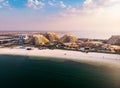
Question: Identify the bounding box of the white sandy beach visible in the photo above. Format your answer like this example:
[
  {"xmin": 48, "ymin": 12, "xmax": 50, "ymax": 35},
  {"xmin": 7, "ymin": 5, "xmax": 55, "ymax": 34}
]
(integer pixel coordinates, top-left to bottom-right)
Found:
[{"xmin": 0, "ymin": 48, "xmax": 120, "ymax": 68}]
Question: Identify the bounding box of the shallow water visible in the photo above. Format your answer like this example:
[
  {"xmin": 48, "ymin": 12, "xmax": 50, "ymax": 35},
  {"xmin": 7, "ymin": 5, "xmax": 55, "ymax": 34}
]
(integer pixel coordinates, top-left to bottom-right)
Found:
[{"xmin": 0, "ymin": 55, "xmax": 120, "ymax": 88}]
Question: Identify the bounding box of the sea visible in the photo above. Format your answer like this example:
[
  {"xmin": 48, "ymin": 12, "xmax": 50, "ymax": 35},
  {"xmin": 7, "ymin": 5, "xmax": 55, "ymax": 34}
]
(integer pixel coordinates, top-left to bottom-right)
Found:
[{"xmin": 0, "ymin": 55, "xmax": 120, "ymax": 88}]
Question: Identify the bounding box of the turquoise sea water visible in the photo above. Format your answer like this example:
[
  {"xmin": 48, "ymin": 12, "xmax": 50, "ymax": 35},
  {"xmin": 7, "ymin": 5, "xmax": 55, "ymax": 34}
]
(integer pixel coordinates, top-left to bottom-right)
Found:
[{"xmin": 0, "ymin": 55, "xmax": 120, "ymax": 88}]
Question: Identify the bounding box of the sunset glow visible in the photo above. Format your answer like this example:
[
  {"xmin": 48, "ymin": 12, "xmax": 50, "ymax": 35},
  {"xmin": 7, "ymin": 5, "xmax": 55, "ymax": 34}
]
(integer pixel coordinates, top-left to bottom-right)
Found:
[{"xmin": 0, "ymin": 0, "xmax": 120, "ymax": 38}]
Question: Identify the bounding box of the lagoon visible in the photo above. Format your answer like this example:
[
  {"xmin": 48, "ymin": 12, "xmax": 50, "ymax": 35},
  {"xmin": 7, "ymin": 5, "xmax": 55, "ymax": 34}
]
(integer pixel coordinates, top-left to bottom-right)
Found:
[{"xmin": 0, "ymin": 55, "xmax": 120, "ymax": 88}]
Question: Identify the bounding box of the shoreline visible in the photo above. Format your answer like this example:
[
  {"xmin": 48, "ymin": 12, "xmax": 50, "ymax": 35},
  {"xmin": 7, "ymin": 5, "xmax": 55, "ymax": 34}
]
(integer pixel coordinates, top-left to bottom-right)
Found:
[{"xmin": 0, "ymin": 48, "xmax": 120, "ymax": 68}]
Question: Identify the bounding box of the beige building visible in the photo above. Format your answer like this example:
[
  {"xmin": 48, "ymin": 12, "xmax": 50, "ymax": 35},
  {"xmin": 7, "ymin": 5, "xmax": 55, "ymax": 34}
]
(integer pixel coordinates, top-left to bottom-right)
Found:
[{"xmin": 107, "ymin": 35, "xmax": 120, "ymax": 45}]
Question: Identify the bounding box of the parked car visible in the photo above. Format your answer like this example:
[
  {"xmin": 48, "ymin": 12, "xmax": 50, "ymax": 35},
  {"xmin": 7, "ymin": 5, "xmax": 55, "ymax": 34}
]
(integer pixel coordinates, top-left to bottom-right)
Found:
[{"xmin": 26, "ymin": 47, "xmax": 32, "ymax": 50}]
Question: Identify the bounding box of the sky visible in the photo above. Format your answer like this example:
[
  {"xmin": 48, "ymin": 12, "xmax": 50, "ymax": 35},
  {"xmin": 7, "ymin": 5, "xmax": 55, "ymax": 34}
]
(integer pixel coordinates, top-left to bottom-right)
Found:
[{"xmin": 0, "ymin": 0, "xmax": 120, "ymax": 39}]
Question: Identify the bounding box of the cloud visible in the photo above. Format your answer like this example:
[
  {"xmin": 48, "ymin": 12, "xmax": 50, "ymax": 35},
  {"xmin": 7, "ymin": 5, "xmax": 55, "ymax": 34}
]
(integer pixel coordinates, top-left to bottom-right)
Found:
[
  {"xmin": 59, "ymin": 1, "xmax": 66, "ymax": 8},
  {"xmin": 81, "ymin": 0, "xmax": 120, "ymax": 17},
  {"xmin": 0, "ymin": 0, "xmax": 12, "ymax": 9},
  {"xmin": 53, "ymin": 0, "xmax": 120, "ymax": 35},
  {"xmin": 48, "ymin": 0, "xmax": 68, "ymax": 9},
  {"xmin": 3, "ymin": 1, "xmax": 9, "ymax": 6},
  {"xmin": 60, "ymin": 0, "xmax": 120, "ymax": 17},
  {"xmin": 48, "ymin": 0, "xmax": 56, "ymax": 6},
  {"xmin": 26, "ymin": 0, "xmax": 45, "ymax": 9}
]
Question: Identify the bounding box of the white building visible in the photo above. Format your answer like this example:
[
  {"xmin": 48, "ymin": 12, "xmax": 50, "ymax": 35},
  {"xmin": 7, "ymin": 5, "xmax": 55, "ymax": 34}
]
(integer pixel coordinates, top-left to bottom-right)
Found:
[{"xmin": 19, "ymin": 35, "xmax": 29, "ymax": 40}]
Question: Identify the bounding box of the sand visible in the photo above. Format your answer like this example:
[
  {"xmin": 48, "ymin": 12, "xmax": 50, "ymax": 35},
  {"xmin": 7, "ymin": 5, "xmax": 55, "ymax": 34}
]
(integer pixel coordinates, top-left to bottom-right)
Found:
[{"xmin": 0, "ymin": 48, "xmax": 120, "ymax": 68}]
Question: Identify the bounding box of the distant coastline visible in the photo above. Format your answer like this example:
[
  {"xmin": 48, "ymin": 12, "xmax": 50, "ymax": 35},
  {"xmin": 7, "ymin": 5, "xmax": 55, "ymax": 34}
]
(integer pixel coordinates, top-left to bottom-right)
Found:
[{"xmin": 0, "ymin": 31, "xmax": 119, "ymax": 39}]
